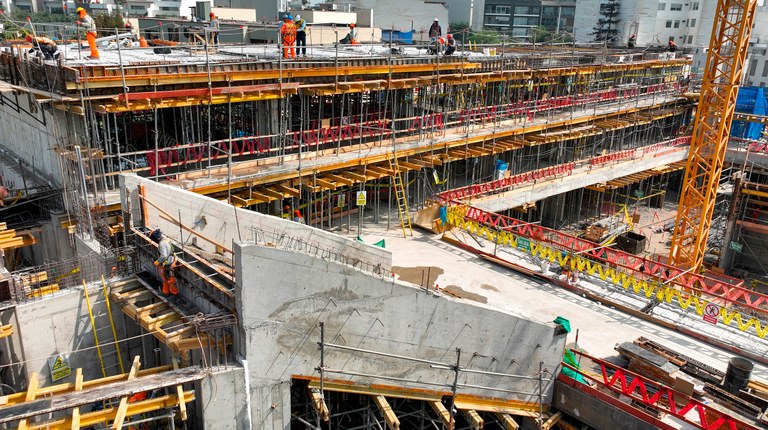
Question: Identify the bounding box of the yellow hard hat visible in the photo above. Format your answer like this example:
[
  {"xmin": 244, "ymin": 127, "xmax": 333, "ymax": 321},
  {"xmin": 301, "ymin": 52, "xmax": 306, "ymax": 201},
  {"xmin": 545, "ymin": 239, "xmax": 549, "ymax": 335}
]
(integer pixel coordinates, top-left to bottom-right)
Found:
[{"xmin": 76, "ymin": 7, "xmax": 85, "ymax": 13}]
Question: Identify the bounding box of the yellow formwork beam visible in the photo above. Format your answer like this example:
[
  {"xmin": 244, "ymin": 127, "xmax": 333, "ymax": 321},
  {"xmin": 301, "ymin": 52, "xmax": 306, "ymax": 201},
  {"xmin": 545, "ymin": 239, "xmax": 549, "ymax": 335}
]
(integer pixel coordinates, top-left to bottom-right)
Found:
[
  {"xmin": 27, "ymin": 391, "xmax": 195, "ymax": 430},
  {"xmin": 373, "ymin": 395, "xmax": 400, "ymax": 430}
]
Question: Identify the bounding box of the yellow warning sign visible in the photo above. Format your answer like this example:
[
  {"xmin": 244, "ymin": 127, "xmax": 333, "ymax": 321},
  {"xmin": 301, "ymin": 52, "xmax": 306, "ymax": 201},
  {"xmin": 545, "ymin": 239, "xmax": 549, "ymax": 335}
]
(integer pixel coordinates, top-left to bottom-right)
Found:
[
  {"xmin": 356, "ymin": 191, "xmax": 367, "ymax": 207},
  {"xmin": 48, "ymin": 354, "xmax": 71, "ymax": 382}
]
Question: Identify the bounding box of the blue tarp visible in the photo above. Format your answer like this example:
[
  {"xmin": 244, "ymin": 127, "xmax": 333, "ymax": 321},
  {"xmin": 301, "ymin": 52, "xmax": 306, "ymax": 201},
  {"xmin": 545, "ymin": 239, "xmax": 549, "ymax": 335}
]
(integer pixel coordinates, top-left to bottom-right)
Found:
[
  {"xmin": 381, "ymin": 30, "xmax": 413, "ymax": 45},
  {"xmin": 731, "ymin": 86, "xmax": 767, "ymax": 140}
]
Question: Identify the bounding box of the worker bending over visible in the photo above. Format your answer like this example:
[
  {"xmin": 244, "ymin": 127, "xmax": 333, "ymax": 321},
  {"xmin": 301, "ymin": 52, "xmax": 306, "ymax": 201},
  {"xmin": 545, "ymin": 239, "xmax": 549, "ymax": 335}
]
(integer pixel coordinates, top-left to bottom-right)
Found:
[
  {"xmin": 444, "ymin": 34, "xmax": 456, "ymax": 55},
  {"xmin": 339, "ymin": 23, "xmax": 357, "ymax": 44},
  {"xmin": 76, "ymin": 7, "xmax": 99, "ymax": 59},
  {"xmin": 149, "ymin": 229, "xmax": 178, "ymax": 297},
  {"xmin": 26, "ymin": 35, "xmax": 59, "ymax": 60}
]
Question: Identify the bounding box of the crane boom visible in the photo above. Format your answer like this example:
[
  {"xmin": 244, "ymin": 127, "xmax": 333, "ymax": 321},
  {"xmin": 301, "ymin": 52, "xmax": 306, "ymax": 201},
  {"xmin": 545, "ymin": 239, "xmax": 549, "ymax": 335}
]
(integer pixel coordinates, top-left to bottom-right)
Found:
[{"xmin": 669, "ymin": 0, "xmax": 758, "ymax": 269}]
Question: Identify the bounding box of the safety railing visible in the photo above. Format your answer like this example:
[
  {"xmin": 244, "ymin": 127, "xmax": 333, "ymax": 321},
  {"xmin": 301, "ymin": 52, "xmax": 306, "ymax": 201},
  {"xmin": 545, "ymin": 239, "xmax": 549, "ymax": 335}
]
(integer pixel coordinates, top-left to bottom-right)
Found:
[{"xmin": 560, "ymin": 349, "xmax": 761, "ymax": 430}]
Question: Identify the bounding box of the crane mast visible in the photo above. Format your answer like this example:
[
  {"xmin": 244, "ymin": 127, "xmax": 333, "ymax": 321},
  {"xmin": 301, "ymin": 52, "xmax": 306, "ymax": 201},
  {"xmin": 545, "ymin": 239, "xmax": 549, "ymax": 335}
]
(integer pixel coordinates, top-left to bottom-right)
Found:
[{"xmin": 669, "ymin": 0, "xmax": 758, "ymax": 269}]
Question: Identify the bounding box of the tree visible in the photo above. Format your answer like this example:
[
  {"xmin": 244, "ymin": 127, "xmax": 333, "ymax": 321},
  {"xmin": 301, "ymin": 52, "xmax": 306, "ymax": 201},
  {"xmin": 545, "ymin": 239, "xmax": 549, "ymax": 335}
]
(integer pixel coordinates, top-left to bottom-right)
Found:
[
  {"xmin": 531, "ymin": 26, "xmax": 574, "ymax": 44},
  {"xmin": 591, "ymin": 0, "xmax": 620, "ymax": 44},
  {"xmin": 94, "ymin": 12, "xmax": 124, "ymax": 37},
  {"xmin": 449, "ymin": 22, "xmax": 501, "ymax": 45}
]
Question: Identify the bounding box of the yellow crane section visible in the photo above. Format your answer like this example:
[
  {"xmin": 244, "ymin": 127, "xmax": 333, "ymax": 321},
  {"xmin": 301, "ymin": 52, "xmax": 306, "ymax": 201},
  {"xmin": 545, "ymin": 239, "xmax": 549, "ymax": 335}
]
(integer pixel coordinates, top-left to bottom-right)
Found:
[{"xmin": 670, "ymin": 0, "xmax": 758, "ymax": 269}]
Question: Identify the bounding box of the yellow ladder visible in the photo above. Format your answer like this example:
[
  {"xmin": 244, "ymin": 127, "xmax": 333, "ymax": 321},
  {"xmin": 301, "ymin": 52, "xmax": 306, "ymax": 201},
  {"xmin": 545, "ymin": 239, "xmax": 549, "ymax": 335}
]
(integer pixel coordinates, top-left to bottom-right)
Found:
[
  {"xmin": 82, "ymin": 276, "xmax": 125, "ymax": 378},
  {"xmin": 388, "ymin": 153, "xmax": 413, "ymax": 238}
]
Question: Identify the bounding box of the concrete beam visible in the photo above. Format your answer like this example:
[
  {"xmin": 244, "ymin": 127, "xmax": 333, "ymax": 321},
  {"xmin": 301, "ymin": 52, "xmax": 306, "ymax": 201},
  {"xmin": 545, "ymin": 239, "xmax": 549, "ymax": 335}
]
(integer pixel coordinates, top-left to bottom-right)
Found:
[{"xmin": 472, "ymin": 149, "xmax": 688, "ymax": 213}]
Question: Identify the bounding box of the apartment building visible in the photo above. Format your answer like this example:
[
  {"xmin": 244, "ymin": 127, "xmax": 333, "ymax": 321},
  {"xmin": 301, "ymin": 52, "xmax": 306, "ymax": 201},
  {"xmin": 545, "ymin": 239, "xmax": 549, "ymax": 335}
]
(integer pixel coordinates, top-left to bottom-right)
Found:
[{"xmin": 460, "ymin": 0, "xmax": 575, "ymax": 38}]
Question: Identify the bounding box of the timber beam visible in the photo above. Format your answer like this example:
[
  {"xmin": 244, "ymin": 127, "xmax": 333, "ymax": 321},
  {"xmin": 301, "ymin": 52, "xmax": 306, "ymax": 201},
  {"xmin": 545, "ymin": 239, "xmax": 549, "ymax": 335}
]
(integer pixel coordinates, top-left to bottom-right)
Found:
[{"xmin": 372, "ymin": 395, "xmax": 400, "ymax": 430}]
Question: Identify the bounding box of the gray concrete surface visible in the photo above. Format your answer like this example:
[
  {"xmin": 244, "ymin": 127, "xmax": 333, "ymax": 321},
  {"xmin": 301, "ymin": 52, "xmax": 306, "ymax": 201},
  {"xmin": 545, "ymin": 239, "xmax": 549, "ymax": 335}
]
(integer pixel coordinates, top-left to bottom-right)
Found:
[
  {"xmin": 472, "ymin": 147, "xmax": 688, "ymax": 213},
  {"xmin": 235, "ymin": 241, "xmax": 566, "ymax": 427},
  {"xmin": 121, "ymin": 174, "xmax": 392, "ymax": 274},
  {"xmin": 196, "ymin": 366, "xmax": 249, "ymax": 430}
]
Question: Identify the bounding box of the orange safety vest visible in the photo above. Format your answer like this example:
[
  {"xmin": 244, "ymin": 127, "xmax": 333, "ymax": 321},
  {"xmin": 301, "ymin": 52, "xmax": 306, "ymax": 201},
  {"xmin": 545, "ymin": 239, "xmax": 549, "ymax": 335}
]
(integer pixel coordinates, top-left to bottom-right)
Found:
[
  {"xmin": 281, "ymin": 22, "xmax": 297, "ymax": 44},
  {"xmin": 34, "ymin": 37, "xmax": 55, "ymax": 46}
]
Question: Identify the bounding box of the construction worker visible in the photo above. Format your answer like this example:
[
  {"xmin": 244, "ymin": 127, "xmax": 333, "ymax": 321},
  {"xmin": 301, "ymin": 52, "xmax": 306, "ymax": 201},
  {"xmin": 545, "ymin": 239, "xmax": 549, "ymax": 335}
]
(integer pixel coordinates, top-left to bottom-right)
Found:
[
  {"xmin": 444, "ymin": 34, "xmax": 456, "ymax": 55},
  {"xmin": 428, "ymin": 18, "xmax": 441, "ymax": 43},
  {"xmin": 294, "ymin": 14, "xmax": 307, "ymax": 57},
  {"xmin": 149, "ymin": 229, "xmax": 178, "ymax": 297},
  {"xmin": 428, "ymin": 36, "xmax": 445, "ymax": 55},
  {"xmin": 280, "ymin": 14, "xmax": 297, "ymax": 59},
  {"xmin": 339, "ymin": 23, "xmax": 357, "ymax": 45},
  {"xmin": 75, "ymin": 7, "xmax": 99, "ymax": 60},
  {"xmin": 26, "ymin": 34, "xmax": 59, "ymax": 60},
  {"xmin": 628, "ymin": 33, "xmax": 636, "ymax": 48},
  {"xmin": 293, "ymin": 209, "xmax": 305, "ymax": 224},
  {"xmin": 208, "ymin": 11, "xmax": 220, "ymax": 45},
  {"xmin": 668, "ymin": 39, "xmax": 678, "ymax": 52}
]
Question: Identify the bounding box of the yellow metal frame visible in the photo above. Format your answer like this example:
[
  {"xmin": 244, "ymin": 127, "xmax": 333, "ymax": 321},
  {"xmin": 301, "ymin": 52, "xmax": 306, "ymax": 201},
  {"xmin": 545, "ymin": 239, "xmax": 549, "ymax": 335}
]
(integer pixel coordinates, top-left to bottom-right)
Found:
[{"xmin": 670, "ymin": 0, "xmax": 758, "ymax": 268}]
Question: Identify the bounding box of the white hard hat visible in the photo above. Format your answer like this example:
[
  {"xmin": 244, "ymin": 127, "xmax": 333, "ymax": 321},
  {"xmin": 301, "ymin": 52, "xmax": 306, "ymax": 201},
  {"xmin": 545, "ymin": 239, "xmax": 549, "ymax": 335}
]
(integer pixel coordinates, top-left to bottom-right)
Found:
[
  {"xmin": 434, "ymin": 18, "xmax": 438, "ymax": 21},
  {"xmin": 295, "ymin": 14, "xmax": 301, "ymax": 20}
]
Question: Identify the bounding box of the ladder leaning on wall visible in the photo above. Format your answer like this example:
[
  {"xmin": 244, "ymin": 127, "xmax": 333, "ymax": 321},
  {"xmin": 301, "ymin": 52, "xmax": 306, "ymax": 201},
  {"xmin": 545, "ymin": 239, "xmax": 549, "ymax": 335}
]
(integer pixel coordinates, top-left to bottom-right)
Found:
[
  {"xmin": 82, "ymin": 276, "xmax": 125, "ymax": 378},
  {"xmin": 388, "ymin": 153, "xmax": 413, "ymax": 238}
]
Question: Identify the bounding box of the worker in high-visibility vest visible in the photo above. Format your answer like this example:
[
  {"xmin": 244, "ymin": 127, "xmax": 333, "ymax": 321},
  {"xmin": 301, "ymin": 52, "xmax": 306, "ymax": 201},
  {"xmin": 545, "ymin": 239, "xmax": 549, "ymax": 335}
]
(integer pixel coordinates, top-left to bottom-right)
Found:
[
  {"xmin": 149, "ymin": 229, "xmax": 178, "ymax": 296},
  {"xmin": 25, "ymin": 34, "xmax": 59, "ymax": 60},
  {"xmin": 75, "ymin": 7, "xmax": 99, "ymax": 59},
  {"xmin": 280, "ymin": 14, "xmax": 297, "ymax": 59}
]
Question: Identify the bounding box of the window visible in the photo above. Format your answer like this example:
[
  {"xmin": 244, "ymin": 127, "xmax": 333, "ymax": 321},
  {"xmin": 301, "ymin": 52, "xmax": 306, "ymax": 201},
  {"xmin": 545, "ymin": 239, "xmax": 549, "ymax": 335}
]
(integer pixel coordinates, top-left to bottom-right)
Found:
[
  {"xmin": 485, "ymin": 5, "xmax": 510, "ymax": 14},
  {"xmin": 688, "ymin": 35, "xmax": 693, "ymax": 44},
  {"xmin": 670, "ymin": 3, "xmax": 683, "ymax": 10},
  {"xmin": 658, "ymin": 3, "xmax": 666, "ymax": 10},
  {"xmin": 749, "ymin": 59, "xmax": 758, "ymax": 76},
  {"xmin": 514, "ymin": 6, "xmax": 539, "ymax": 15},
  {"xmin": 666, "ymin": 20, "xmax": 672, "ymax": 28},
  {"xmin": 513, "ymin": 16, "xmax": 538, "ymax": 26},
  {"xmin": 690, "ymin": 19, "xmax": 696, "ymax": 27},
  {"xmin": 762, "ymin": 60, "xmax": 768, "ymax": 77},
  {"xmin": 692, "ymin": 2, "xmax": 699, "ymax": 10},
  {"xmin": 674, "ymin": 20, "xmax": 680, "ymax": 28}
]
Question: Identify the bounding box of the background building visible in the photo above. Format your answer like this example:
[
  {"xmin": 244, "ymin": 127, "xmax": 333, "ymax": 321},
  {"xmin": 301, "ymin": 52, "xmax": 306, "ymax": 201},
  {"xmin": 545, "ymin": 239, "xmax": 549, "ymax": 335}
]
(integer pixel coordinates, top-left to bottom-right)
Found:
[{"xmin": 468, "ymin": 0, "xmax": 576, "ymax": 39}]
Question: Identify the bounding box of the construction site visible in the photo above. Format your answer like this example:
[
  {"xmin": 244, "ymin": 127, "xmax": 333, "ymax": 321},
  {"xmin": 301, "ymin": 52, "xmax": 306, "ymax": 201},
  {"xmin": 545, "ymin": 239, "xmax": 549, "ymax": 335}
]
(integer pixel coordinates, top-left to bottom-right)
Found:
[{"xmin": 0, "ymin": 0, "xmax": 767, "ymax": 428}]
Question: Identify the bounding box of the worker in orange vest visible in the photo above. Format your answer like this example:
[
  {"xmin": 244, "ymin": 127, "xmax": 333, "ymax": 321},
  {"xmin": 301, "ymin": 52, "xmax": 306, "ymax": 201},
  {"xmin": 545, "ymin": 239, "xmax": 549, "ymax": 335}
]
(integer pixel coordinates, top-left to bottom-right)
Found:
[
  {"xmin": 75, "ymin": 7, "xmax": 99, "ymax": 59},
  {"xmin": 25, "ymin": 34, "xmax": 59, "ymax": 60},
  {"xmin": 280, "ymin": 14, "xmax": 297, "ymax": 59}
]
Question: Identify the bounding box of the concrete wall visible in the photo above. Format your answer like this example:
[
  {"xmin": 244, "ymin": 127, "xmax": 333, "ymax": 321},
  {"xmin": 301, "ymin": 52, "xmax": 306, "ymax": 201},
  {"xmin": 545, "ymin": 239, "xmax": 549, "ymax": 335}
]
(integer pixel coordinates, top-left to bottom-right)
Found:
[
  {"xmin": 0, "ymin": 100, "xmax": 65, "ymax": 187},
  {"xmin": 120, "ymin": 174, "xmax": 392, "ymax": 274},
  {"xmin": 444, "ymin": 0, "xmax": 483, "ymax": 31},
  {"xmin": 235, "ymin": 242, "xmax": 566, "ymax": 428},
  {"xmin": 12, "ymin": 285, "xmax": 118, "ymax": 385},
  {"xmin": 196, "ymin": 367, "xmax": 250, "ymax": 429},
  {"xmin": 554, "ymin": 379, "xmax": 661, "ymax": 430},
  {"xmin": 368, "ymin": 0, "xmax": 448, "ymax": 41}
]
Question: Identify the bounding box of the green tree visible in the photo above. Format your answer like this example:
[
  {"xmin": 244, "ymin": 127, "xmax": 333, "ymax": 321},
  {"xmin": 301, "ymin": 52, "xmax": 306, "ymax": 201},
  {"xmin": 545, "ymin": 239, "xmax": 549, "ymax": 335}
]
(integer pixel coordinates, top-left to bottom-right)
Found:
[
  {"xmin": 591, "ymin": 0, "xmax": 620, "ymax": 43},
  {"xmin": 531, "ymin": 26, "xmax": 574, "ymax": 44},
  {"xmin": 95, "ymin": 12, "xmax": 124, "ymax": 37},
  {"xmin": 449, "ymin": 22, "xmax": 501, "ymax": 45}
]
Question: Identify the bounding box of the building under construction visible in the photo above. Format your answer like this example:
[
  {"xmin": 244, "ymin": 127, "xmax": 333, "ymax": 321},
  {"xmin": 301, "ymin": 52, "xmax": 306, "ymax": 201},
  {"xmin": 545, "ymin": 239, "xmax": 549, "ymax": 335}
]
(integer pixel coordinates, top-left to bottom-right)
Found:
[{"xmin": 0, "ymin": 4, "xmax": 768, "ymax": 429}]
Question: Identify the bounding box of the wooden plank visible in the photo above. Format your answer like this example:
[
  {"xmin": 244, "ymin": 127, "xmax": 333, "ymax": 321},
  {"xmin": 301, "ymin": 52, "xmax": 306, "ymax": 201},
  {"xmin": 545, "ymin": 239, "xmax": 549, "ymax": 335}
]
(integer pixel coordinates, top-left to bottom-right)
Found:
[
  {"xmin": 308, "ymin": 387, "xmax": 330, "ymax": 422},
  {"xmin": 256, "ymin": 187, "xmax": 284, "ymax": 200},
  {"xmin": 272, "ymin": 184, "xmax": 301, "ymax": 198},
  {"xmin": 542, "ymin": 411, "xmax": 562, "ymax": 430},
  {"xmin": 495, "ymin": 413, "xmax": 519, "ymax": 430},
  {"xmin": 71, "ymin": 368, "xmax": 83, "ymax": 430},
  {"xmin": 18, "ymin": 373, "xmax": 39, "ymax": 429},
  {"xmin": 372, "ymin": 395, "xmax": 400, "ymax": 430},
  {"xmin": 342, "ymin": 171, "xmax": 368, "ymax": 183},
  {"xmin": 314, "ymin": 178, "xmax": 337, "ymax": 190},
  {"xmin": 111, "ymin": 357, "xmax": 141, "ymax": 429},
  {"xmin": 325, "ymin": 174, "xmax": 355, "ymax": 186},
  {"xmin": 462, "ymin": 409, "xmax": 484, "ymax": 429},
  {"xmin": 172, "ymin": 358, "xmax": 187, "ymax": 421},
  {"xmin": 429, "ymin": 400, "xmax": 451, "ymax": 428}
]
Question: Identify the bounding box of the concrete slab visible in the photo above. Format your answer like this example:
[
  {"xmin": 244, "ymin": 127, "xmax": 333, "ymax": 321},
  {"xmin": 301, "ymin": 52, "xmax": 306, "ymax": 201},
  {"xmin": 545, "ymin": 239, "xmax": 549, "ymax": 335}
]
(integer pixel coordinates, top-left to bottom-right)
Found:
[{"xmin": 346, "ymin": 223, "xmax": 768, "ymax": 382}]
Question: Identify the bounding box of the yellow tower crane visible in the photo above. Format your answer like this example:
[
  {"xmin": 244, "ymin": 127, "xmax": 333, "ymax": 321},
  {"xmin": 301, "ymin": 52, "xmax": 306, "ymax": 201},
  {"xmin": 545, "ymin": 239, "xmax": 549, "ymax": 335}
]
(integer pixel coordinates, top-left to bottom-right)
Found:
[{"xmin": 670, "ymin": 0, "xmax": 758, "ymax": 269}]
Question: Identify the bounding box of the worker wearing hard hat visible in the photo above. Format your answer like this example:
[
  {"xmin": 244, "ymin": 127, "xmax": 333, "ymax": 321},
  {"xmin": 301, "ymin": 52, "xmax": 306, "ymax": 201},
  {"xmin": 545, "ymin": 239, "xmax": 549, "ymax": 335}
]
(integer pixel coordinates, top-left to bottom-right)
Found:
[
  {"xmin": 149, "ymin": 229, "xmax": 179, "ymax": 297},
  {"xmin": 294, "ymin": 14, "xmax": 307, "ymax": 57},
  {"xmin": 75, "ymin": 7, "xmax": 99, "ymax": 59},
  {"xmin": 280, "ymin": 14, "xmax": 297, "ymax": 59},
  {"xmin": 339, "ymin": 23, "xmax": 357, "ymax": 45},
  {"xmin": 208, "ymin": 11, "xmax": 220, "ymax": 45},
  {"xmin": 444, "ymin": 34, "xmax": 456, "ymax": 55},
  {"xmin": 26, "ymin": 34, "xmax": 59, "ymax": 60},
  {"xmin": 428, "ymin": 18, "xmax": 442, "ymax": 41}
]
